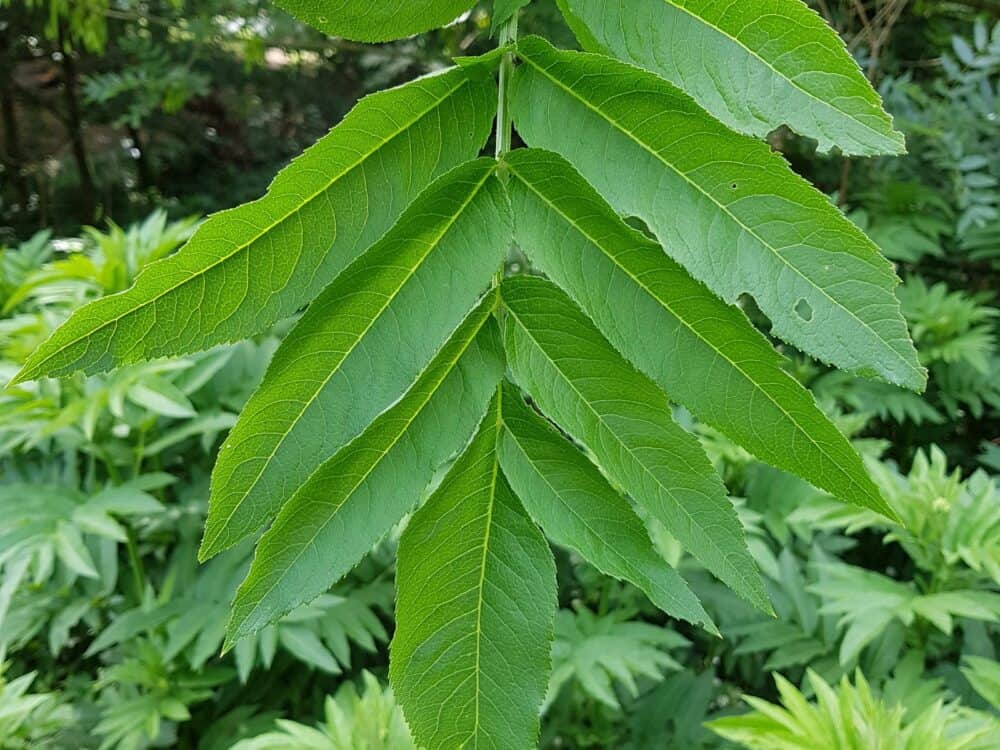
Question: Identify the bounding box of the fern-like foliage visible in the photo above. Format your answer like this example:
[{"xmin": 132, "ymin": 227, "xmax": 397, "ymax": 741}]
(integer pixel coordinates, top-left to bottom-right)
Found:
[
  {"xmin": 814, "ymin": 277, "xmax": 998, "ymax": 425},
  {"xmin": 93, "ymin": 638, "xmax": 231, "ymax": 750},
  {"xmin": 708, "ymin": 669, "xmax": 1000, "ymax": 750},
  {"xmin": 899, "ymin": 278, "xmax": 996, "ymax": 375},
  {"xmin": 811, "ymin": 562, "xmax": 1000, "ymax": 665},
  {"xmin": 87, "ymin": 546, "xmax": 393, "ymax": 682},
  {"xmin": 547, "ymin": 607, "xmax": 689, "ymax": 711},
  {"xmin": 230, "ymin": 672, "xmax": 416, "ymax": 750},
  {"xmin": 963, "ymin": 656, "xmax": 1000, "ymax": 711},
  {"xmin": 0, "ymin": 653, "xmax": 72, "ymax": 748},
  {"xmin": 792, "ymin": 447, "xmax": 1000, "ymax": 588}
]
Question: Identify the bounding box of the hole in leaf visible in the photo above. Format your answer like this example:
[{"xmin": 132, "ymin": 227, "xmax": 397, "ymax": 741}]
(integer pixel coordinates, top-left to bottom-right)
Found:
[
  {"xmin": 730, "ymin": 182, "xmax": 738, "ymax": 190},
  {"xmin": 794, "ymin": 298, "xmax": 814, "ymax": 322},
  {"xmin": 624, "ymin": 215, "xmax": 655, "ymax": 239}
]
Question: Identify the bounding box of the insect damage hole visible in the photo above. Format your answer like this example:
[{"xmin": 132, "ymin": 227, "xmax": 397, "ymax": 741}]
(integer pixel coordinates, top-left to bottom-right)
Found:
[{"xmin": 794, "ymin": 298, "xmax": 814, "ymax": 322}]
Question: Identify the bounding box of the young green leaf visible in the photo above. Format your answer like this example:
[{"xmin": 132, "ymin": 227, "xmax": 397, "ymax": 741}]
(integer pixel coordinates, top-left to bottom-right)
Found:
[
  {"xmin": 501, "ymin": 274, "xmax": 769, "ymax": 612},
  {"xmin": 493, "ymin": 0, "xmax": 531, "ymax": 31},
  {"xmin": 225, "ymin": 296, "xmax": 504, "ymax": 647},
  {"xmin": 504, "ymin": 148, "xmax": 896, "ymax": 521},
  {"xmin": 12, "ymin": 64, "xmax": 496, "ymax": 385},
  {"xmin": 512, "ymin": 37, "xmax": 924, "ymax": 392},
  {"xmin": 498, "ymin": 383, "xmax": 717, "ymax": 631},
  {"xmin": 556, "ymin": 0, "xmax": 905, "ymax": 156},
  {"xmin": 391, "ymin": 392, "xmax": 556, "ymax": 750},
  {"xmin": 201, "ymin": 158, "xmax": 511, "ymax": 560},
  {"xmin": 272, "ymin": 0, "xmax": 476, "ymax": 42}
]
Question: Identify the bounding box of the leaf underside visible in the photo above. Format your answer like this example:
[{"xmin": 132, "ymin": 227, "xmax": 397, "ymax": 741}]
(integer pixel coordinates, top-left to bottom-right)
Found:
[
  {"xmin": 512, "ymin": 37, "xmax": 924, "ymax": 392},
  {"xmin": 391, "ymin": 392, "xmax": 557, "ymax": 750},
  {"xmin": 557, "ymin": 0, "xmax": 906, "ymax": 156},
  {"xmin": 504, "ymin": 147, "xmax": 896, "ymax": 521},
  {"xmin": 501, "ymin": 274, "xmax": 770, "ymax": 613},
  {"xmin": 498, "ymin": 382, "xmax": 718, "ymax": 631}
]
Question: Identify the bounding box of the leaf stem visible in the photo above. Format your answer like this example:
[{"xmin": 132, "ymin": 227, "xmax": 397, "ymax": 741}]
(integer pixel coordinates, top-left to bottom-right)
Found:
[
  {"xmin": 495, "ymin": 14, "xmax": 519, "ymax": 162},
  {"xmin": 494, "ymin": 13, "xmax": 519, "ymax": 291}
]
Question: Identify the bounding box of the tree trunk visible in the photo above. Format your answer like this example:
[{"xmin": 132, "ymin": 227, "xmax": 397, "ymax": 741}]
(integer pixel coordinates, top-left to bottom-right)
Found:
[
  {"xmin": 0, "ymin": 28, "xmax": 31, "ymax": 210},
  {"xmin": 0, "ymin": 75, "xmax": 30, "ymax": 209},
  {"xmin": 58, "ymin": 21, "xmax": 97, "ymax": 219}
]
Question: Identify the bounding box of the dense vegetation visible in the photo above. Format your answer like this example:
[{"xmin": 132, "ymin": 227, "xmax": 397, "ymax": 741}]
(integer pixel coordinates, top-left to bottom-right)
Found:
[{"xmin": 0, "ymin": 1, "xmax": 998, "ymax": 748}]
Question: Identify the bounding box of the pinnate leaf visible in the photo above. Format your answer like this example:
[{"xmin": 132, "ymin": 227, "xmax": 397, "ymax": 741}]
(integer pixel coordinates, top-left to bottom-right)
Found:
[
  {"xmin": 272, "ymin": 0, "xmax": 476, "ymax": 42},
  {"xmin": 226, "ymin": 294, "xmax": 504, "ymax": 646},
  {"xmin": 391, "ymin": 391, "xmax": 556, "ymax": 750},
  {"xmin": 557, "ymin": 0, "xmax": 905, "ymax": 156},
  {"xmin": 504, "ymin": 147, "xmax": 895, "ymax": 521},
  {"xmin": 512, "ymin": 37, "xmax": 924, "ymax": 391},
  {"xmin": 202, "ymin": 158, "xmax": 510, "ymax": 559},
  {"xmin": 498, "ymin": 383, "xmax": 716, "ymax": 631},
  {"xmin": 13, "ymin": 64, "xmax": 496, "ymax": 384},
  {"xmin": 501, "ymin": 274, "xmax": 769, "ymax": 612}
]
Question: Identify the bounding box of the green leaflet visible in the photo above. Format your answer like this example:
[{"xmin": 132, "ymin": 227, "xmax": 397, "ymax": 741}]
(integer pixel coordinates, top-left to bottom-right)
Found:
[
  {"xmin": 201, "ymin": 158, "xmax": 511, "ymax": 559},
  {"xmin": 225, "ymin": 295, "xmax": 504, "ymax": 647},
  {"xmin": 501, "ymin": 275, "xmax": 769, "ymax": 613},
  {"xmin": 498, "ymin": 383, "xmax": 718, "ymax": 631},
  {"xmin": 391, "ymin": 391, "xmax": 556, "ymax": 750},
  {"xmin": 272, "ymin": 0, "xmax": 476, "ymax": 42},
  {"xmin": 12, "ymin": 64, "xmax": 496, "ymax": 384},
  {"xmin": 493, "ymin": 0, "xmax": 531, "ymax": 31},
  {"xmin": 557, "ymin": 0, "xmax": 905, "ymax": 156},
  {"xmin": 504, "ymin": 148, "xmax": 896, "ymax": 521},
  {"xmin": 512, "ymin": 37, "xmax": 925, "ymax": 392}
]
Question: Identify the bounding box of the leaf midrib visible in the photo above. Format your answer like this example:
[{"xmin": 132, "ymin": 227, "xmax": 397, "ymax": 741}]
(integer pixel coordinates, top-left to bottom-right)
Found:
[
  {"xmin": 518, "ymin": 51, "xmax": 921, "ymax": 387},
  {"xmin": 503, "ymin": 299, "xmax": 762, "ymax": 603},
  {"xmin": 507, "ymin": 161, "xmax": 886, "ymax": 514},
  {"xmin": 21, "ymin": 73, "xmax": 473, "ymax": 381},
  {"xmin": 228, "ymin": 302, "xmax": 492, "ymax": 640},
  {"xmin": 205, "ymin": 163, "xmax": 495, "ymax": 556},
  {"xmin": 469, "ymin": 401, "xmax": 503, "ymax": 746},
  {"xmin": 658, "ymin": 0, "xmax": 900, "ymax": 147}
]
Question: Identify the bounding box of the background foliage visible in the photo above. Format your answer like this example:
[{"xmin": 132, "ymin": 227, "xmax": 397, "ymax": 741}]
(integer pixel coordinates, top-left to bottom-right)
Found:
[{"xmin": 0, "ymin": 1, "xmax": 998, "ymax": 748}]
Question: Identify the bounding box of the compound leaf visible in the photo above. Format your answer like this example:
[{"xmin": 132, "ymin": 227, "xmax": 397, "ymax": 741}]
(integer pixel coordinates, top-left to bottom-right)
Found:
[
  {"xmin": 272, "ymin": 0, "xmax": 476, "ymax": 42},
  {"xmin": 226, "ymin": 295, "xmax": 504, "ymax": 646},
  {"xmin": 512, "ymin": 37, "xmax": 924, "ymax": 392},
  {"xmin": 13, "ymin": 64, "xmax": 496, "ymax": 385},
  {"xmin": 391, "ymin": 391, "xmax": 556, "ymax": 750},
  {"xmin": 504, "ymin": 148, "xmax": 895, "ymax": 521},
  {"xmin": 498, "ymin": 383, "xmax": 717, "ymax": 631},
  {"xmin": 501, "ymin": 275, "xmax": 769, "ymax": 613},
  {"xmin": 557, "ymin": 0, "xmax": 905, "ymax": 156},
  {"xmin": 202, "ymin": 158, "xmax": 510, "ymax": 559}
]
